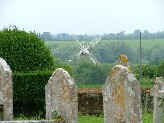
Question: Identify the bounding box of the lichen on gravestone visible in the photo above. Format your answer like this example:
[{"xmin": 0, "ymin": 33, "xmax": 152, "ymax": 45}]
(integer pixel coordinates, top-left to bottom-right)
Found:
[
  {"xmin": 103, "ymin": 55, "xmax": 142, "ymax": 123},
  {"xmin": 0, "ymin": 57, "xmax": 13, "ymax": 121},
  {"xmin": 45, "ymin": 68, "xmax": 78, "ymax": 123}
]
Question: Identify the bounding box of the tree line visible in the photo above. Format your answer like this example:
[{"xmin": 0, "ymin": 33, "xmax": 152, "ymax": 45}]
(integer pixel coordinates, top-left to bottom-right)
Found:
[
  {"xmin": 49, "ymin": 41, "xmax": 164, "ymax": 65},
  {"xmin": 39, "ymin": 29, "xmax": 164, "ymax": 41}
]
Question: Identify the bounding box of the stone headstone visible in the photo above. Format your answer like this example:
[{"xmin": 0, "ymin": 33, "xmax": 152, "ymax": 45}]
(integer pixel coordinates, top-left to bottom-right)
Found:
[
  {"xmin": 45, "ymin": 68, "xmax": 78, "ymax": 123},
  {"xmin": 103, "ymin": 55, "xmax": 142, "ymax": 123},
  {"xmin": 150, "ymin": 77, "xmax": 164, "ymax": 123},
  {"xmin": 0, "ymin": 58, "xmax": 13, "ymax": 120}
]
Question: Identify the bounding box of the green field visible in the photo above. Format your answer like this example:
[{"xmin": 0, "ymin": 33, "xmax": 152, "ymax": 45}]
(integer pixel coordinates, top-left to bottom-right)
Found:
[{"xmin": 45, "ymin": 40, "xmax": 164, "ymax": 49}]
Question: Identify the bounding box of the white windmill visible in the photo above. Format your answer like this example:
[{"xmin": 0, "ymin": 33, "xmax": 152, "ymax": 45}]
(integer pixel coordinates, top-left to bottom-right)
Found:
[{"xmin": 74, "ymin": 37, "xmax": 101, "ymax": 64}]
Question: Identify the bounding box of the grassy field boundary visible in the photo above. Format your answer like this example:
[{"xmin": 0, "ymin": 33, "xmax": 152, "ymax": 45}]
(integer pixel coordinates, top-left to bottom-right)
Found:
[{"xmin": 45, "ymin": 39, "xmax": 164, "ymax": 50}]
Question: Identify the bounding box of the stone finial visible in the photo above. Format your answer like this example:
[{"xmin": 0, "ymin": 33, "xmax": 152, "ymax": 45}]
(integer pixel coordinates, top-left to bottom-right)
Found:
[
  {"xmin": 103, "ymin": 64, "xmax": 142, "ymax": 123},
  {"xmin": 45, "ymin": 68, "xmax": 78, "ymax": 123},
  {"xmin": 0, "ymin": 58, "xmax": 13, "ymax": 120}
]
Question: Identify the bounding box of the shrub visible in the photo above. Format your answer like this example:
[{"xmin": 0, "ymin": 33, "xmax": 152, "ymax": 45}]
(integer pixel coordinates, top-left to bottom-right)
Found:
[
  {"xmin": 158, "ymin": 60, "xmax": 164, "ymax": 77},
  {"xmin": 0, "ymin": 26, "xmax": 55, "ymax": 72},
  {"xmin": 73, "ymin": 60, "xmax": 113, "ymax": 84},
  {"xmin": 13, "ymin": 70, "xmax": 52, "ymax": 117},
  {"xmin": 135, "ymin": 64, "xmax": 158, "ymax": 79},
  {"xmin": 13, "ymin": 64, "xmax": 72, "ymax": 117}
]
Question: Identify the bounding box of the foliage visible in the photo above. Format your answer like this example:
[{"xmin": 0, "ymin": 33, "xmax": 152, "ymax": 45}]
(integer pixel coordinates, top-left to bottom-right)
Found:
[
  {"xmin": 52, "ymin": 46, "xmax": 78, "ymax": 61},
  {"xmin": 73, "ymin": 60, "xmax": 113, "ymax": 84},
  {"xmin": 0, "ymin": 26, "xmax": 54, "ymax": 72},
  {"xmin": 91, "ymin": 41, "xmax": 135, "ymax": 63},
  {"xmin": 13, "ymin": 62, "xmax": 72, "ymax": 117},
  {"xmin": 46, "ymin": 40, "xmax": 164, "ymax": 65},
  {"xmin": 13, "ymin": 70, "xmax": 52, "ymax": 116},
  {"xmin": 42, "ymin": 30, "xmax": 164, "ymax": 41},
  {"xmin": 78, "ymin": 84, "xmax": 103, "ymax": 88},
  {"xmin": 55, "ymin": 58, "xmax": 73, "ymax": 75},
  {"xmin": 149, "ymin": 45, "xmax": 164, "ymax": 65},
  {"xmin": 158, "ymin": 60, "xmax": 164, "ymax": 77},
  {"xmin": 14, "ymin": 114, "xmax": 44, "ymax": 120},
  {"xmin": 135, "ymin": 64, "xmax": 158, "ymax": 79},
  {"xmin": 139, "ymin": 77, "xmax": 155, "ymax": 89}
]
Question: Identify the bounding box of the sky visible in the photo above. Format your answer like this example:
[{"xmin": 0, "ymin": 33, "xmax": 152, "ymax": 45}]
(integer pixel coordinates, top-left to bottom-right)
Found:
[{"xmin": 0, "ymin": 0, "xmax": 164, "ymax": 34}]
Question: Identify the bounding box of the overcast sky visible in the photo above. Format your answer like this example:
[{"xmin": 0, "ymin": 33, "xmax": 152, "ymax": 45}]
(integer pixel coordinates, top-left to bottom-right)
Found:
[{"xmin": 0, "ymin": 0, "xmax": 164, "ymax": 34}]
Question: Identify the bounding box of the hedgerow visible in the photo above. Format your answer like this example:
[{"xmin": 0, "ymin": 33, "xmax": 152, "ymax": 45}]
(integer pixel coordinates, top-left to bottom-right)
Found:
[{"xmin": 13, "ymin": 70, "xmax": 52, "ymax": 116}]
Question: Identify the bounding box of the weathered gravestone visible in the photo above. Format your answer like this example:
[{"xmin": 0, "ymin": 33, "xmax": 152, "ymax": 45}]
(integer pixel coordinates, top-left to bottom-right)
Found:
[
  {"xmin": 0, "ymin": 58, "xmax": 13, "ymax": 120},
  {"xmin": 45, "ymin": 68, "xmax": 78, "ymax": 123},
  {"xmin": 103, "ymin": 55, "xmax": 142, "ymax": 123},
  {"xmin": 150, "ymin": 77, "xmax": 164, "ymax": 123}
]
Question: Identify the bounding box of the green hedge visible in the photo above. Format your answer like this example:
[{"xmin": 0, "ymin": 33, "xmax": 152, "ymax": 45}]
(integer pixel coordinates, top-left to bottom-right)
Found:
[
  {"xmin": 13, "ymin": 65, "xmax": 72, "ymax": 117},
  {"xmin": 13, "ymin": 70, "xmax": 53, "ymax": 117},
  {"xmin": 0, "ymin": 26, "xmax": 55, "ymax": 72},
  {"xmin": 158, "ymin": 60, "xmax": 164, "ymax": 77}
]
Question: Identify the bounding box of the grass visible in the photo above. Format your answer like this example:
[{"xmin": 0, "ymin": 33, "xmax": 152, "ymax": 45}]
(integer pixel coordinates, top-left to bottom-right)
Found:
[
  {"xmin": 139, "ymin": 77, "xmax": 155, "ymax": 89},
  {"xmin": 77, "ymin": 77, "xmax": 155, "ymax": 89},
  {"xmin": 78, "ymin": 84, "xmax": 103, "ymax": 88},
  {"xmin": 45, "ymin": 39, "xmax": 164, "ymax": 49},
  {"xmin": 79, "ymin": 114, "xmax": 103, "ymax": 123},
  {"xmin": 15, "ymin": 113, "xmax": 163, "ymax": 123},
  {"xmin": 142, "ymin": 112, "xmax": 153, "ymax": 123}
]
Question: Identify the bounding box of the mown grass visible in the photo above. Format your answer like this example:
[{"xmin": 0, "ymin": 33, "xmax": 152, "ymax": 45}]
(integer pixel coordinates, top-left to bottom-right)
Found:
[
  {"xmin": 78, "ymin": 77, "xmax": 155, "ymax": 89},
  {"xmin": 15, "ymin": 113, "xmax": 163, "ymax": 123},
  {"xmin": 45, "ymin": 40, "xmax": 164, "ymax": 49}
]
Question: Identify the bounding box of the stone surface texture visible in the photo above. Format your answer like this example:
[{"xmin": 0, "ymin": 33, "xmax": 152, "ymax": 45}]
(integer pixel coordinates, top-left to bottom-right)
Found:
[
  {"xmin": 45, "ymin": 68, "xmax": 78, "ymax": 123},
  {"xmin": 103, "ymin": 55, "xmax": 142, "ymax": 123},
  {"xmin": 150, "ymin": 77, "xmax": 164, "ymax": 123},
  {"xmin": 0, "ymin": 58, "xmax": 13, "ymax": 120}
]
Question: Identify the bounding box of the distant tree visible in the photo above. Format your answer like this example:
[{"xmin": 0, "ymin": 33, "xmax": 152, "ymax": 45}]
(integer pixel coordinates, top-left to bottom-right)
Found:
[
  {"xmin": 102, "ymin": 33, "xmax": 116, "ymax": 40},
  {"xmin": 51, "ymin": 46, "xmax": 78, "ymax": 61},
  {"xmin": 142, "ymin": 30, "xmax": 149, "ymax": 39},
  {"xmin": 73, "ymin": 60, "xmax": 112, "ymax": 84},
  {"xmin": 115, "ymin": 30, "xmax": 126, "ymax": 40},
  {"xmin": 56, "ymin": 33, "xmax": 73, "ymax": 40},
  {"xmin": 40, "ymin": 32, "xmax": 54, "ymax": 41},
  {"xmin": 92, "ymin": 41, "xmax": 135, "ymax": 63},
  {"xmin": 150, "ymin": 45, "xmax": 164, "ymax": 65},
  {"xmin": 133, "ymin": 29, "xmax": 141, "ymax": 39}
]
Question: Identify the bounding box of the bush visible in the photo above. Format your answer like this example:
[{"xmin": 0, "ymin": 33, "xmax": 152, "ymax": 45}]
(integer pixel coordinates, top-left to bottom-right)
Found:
[
  {"xmin": 13, "ymin": 63, "xmax": 73, "ymax": 117},
  {"xmin": 0, "ymin": 26, "xmax": 55, "ymax": 72},
  {"xmin": 13, "ymin": 70, "xmax": 52, "ymax": 117},
  {"xmin": 158, "ymin": 60, "xmax": 164, "ymax": 78},
  {"xmin": 73, "ymin": 60, "xmax": 113, "ymax": 84},
  {"xmin": 135, "ymin": 64, "xmax": 158, "ymax": 79}
]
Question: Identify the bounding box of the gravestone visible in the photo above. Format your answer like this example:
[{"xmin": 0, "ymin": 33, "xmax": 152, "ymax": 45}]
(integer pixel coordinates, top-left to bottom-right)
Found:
[
  {"xmin": 45, "ymin": 68, "xmax": 78, "ymax": 123},
  {"xmin": 0, "ymin": 58, "xmax": 13, "ymax": 120},
  {"xmin": 150, "ymin": 77, "xmax": 164, "ymax": 123},
  {"xmin": 103, "ymin": 55, "xmax": 142, "ymax": 123}
]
